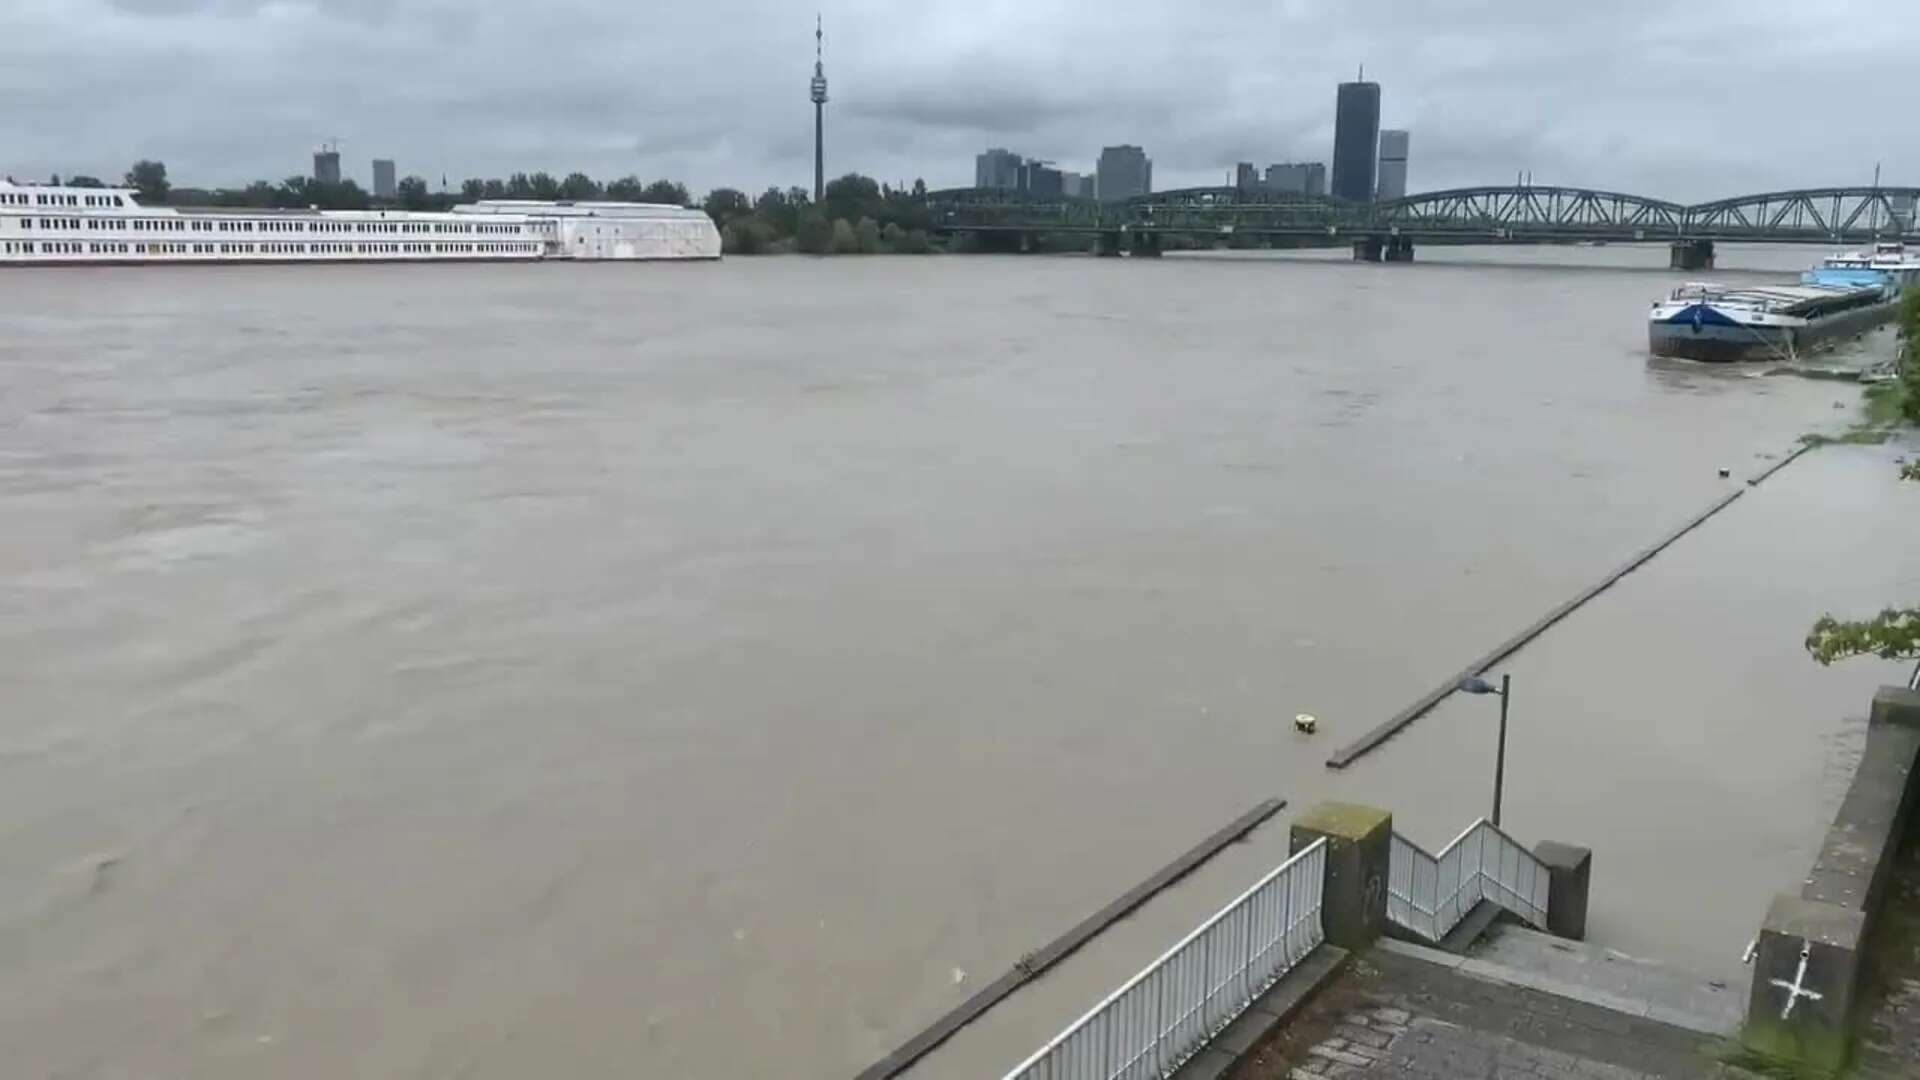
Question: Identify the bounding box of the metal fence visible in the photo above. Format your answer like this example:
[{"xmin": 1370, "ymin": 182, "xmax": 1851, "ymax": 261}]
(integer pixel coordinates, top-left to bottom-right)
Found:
[
  {"xmin": 1387, "ymin": 819, "xmax": 1549, "ymax": 943},
  {"xmin": 1001, "ymin": 838, "xmax": 1328, "ymax": 1080}
]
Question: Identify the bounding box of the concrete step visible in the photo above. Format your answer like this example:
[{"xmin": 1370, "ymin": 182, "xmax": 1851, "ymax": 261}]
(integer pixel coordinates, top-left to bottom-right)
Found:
[{"xmin": 1448, "ymin": 923, "xmax": 1746, "ymax": 1036}]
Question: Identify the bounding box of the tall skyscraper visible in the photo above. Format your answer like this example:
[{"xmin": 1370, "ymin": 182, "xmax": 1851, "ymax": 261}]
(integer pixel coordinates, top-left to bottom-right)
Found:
[
  {"xmin": 810, "ymin": 16, "xmax": 829, "ymax": 203},
  {"xmin": 1235, "ymin": 162, "xmax": 1260, "ymax": 193},
  {"xmin": 1096, "ymin": 145, "xmax": 1151, "ymax": 201},
  {"xmin": 1376, "ymin": 129, "xmax": 1410, "ymax": 201},
  {"xmin": 1330, "ymin": 73, "xmax": 1381, "ymax": 202},
  {"xmin": 975, "ymin": 148, "xmax": 1023, "ymax": 190},
  {"xmin": 313, "ymin": 145, "xmax": 342, "ymax": 186},
  {"xmin": 372, "ymin": 159, "xmax": 397, "ymax": 200}
]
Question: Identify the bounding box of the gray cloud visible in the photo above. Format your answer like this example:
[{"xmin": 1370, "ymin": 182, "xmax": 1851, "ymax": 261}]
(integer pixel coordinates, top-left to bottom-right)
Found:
[{"xmin": 3, "ymin": 0, "xmax": 1915, "ymax": 200}]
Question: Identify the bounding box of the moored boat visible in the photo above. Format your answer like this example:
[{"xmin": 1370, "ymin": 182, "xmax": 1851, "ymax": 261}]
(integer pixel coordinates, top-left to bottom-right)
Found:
[
  {"xmin": 0, "ymin": 178, "xmax": 721, "ymax": 266},
  {"xmin": 1647, "ymin": 280, "xmax": 1894, "ymax": 362}
]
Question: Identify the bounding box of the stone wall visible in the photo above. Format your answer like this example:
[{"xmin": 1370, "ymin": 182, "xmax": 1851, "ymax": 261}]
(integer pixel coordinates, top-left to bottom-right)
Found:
[{"xmin": 1742, "ymin": 686, "xmax": 1920, "ymax": 1070}]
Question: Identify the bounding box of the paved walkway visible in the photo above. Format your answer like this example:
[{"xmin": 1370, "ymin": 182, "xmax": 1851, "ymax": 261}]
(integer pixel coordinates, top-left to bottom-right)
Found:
[
  {"xmin": 1853, "ymin": 822, "xmax": 1920, "ymax": 1078},
  {"xmin": 1227, "ymin": 943, "xmax": 1760, "ymax": 1080}
]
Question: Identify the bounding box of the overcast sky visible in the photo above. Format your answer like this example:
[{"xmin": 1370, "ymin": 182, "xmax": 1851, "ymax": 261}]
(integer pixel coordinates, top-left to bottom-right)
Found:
[{"xmin": 5, "ymin": 0, "xmax": 1916, "ymax": 201}]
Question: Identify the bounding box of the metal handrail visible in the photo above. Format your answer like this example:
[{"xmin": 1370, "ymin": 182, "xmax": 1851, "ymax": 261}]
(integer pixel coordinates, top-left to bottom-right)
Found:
[
  {"xmin": 1387, "ymin": 818, "xmax": 1549, "ymax": 943},
  {"xmin": 1001, "ymin": 837, "xmax": 1328, "ymax": 1080}
]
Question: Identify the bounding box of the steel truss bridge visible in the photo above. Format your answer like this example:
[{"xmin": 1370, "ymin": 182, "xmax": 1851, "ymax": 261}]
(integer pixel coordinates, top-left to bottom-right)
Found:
[{"xmin": 926, "ymin": 184, "xmax": 1920, "ymax": 247}]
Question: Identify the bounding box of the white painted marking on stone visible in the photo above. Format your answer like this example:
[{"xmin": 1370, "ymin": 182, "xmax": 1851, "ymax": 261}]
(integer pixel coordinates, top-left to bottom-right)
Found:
[{"xmin": 1770, "ymin": 944, "xmax": 1824, "ymax": 1020}]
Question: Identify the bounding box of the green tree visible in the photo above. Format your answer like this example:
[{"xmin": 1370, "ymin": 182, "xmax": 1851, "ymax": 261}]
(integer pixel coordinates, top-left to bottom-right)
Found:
[
  {"xmin": 67, "ymin": 175, "xmax": 105, "ymax": 188},
  {"xmin": 243, "ymin": 180, "xmax": 279, "ymax": 207},
  {"xmin": 560, "ymin": 172, "xmax": 600, "ymax": 200},
  {"xmin": 912, "ymin": 178, "xmax": 928, "ymax": 199},
  {"xmin": 482, "ymin": 178, "xmax": 508, "ymax": 199},
  {"xmin": 855, "ymin": 216, "xmax": 884, "ymax": 253},
  {"xmin": 125, "ymin": 160, "xmax": 169, "ymax": 203},
  {"xmin": 397, "ymin": 175, "xmax": 431, "ymax": 210},
  {"xmin": 830, "ymin": 217, "xmax": 859, "ymax": 254},
  {"xmin": 703, "ymin": 187, "xmax": 751, "ymax": 225},
  {"xmin": 640, "ymin": 179, "xmax": 690, "ymax": 206},
  {"xmin": 605, "ymin": 175, "xmax": 645, "ymax": 201},
  {"xmin": 722, "ymin": 217, "xmax": 777, "ymax": 255},
  {"xmin": 460, "ymin": 178, "xmax": 487, "ymax": 201},
  {"xmin": 824, "ymin": 173, "xmax": 882, "ymax": 226},
  {"xmin": 902, "ymin": 228, "xmax": 933, "ymax": 254},
  {"xmin": 795, "ymin": 210, "xmax": 833, "ymax": 254},
  {"xmin": 528, "ymin": 172, "xmax": 561, "ymax": 199}
]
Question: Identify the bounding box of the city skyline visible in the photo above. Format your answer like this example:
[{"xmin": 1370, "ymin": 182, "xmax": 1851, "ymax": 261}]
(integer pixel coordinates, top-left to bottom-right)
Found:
[{"xmin": 4, "ymin": 1, "xmax": 1917, "ymax": 201}]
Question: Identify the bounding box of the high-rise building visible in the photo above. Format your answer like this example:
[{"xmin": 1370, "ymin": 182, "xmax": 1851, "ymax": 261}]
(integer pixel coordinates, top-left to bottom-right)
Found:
[
  {"xmin": 1235, "ymin": 162, "xmax": 1260, "ymax": 193},
  {"xmin": 975, "ymin": 148, "xmax": 1023, "ymax": 190},
  {"xmin": 313, "ymin": 146, "xmax": 342, "ymax": 186},
  {"xmin": 1264, "ymin": 162, "xmax": 1327, "ymax": 197},
  {"xmin": 1096, "ymin": 145, "xmax": 1151, "ymax": 201},
  {"xmin": 1376, "ymin": 130, "xmax": 1409, "ymax": 201},
  {"xmin": 1330, "ymin": 74, "xmax": 1381, "ymax": 202},
  {"xmin": 1020, "ymin": 160, "xmax": 1064, "ymax": 197},
  {"xmin": 810, "ymin": 16, "xmax": 829, "ymax": 203},
  {"xmin": 372, "ymin": 159, "xmax": 397, "ymax": 200},
  {"xmin": 1059, "ymin": 170, "xmax": 1084, "ymax": 197}
]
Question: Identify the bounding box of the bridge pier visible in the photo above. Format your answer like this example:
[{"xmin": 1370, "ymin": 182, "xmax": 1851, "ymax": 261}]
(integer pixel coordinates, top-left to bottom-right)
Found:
[
  {"xmin": 1669, "ymin": 238, "xmax": 1715, "ymax": 271},
  {"xmin": 1354, "ymin": 235, "xmax": 1414, "ymax": 262},
  {"xmin": 1095, "ymin": 231, "xmax": 1124, "ymax": 257},
  {"xmin": 1129, "ymin": 231, "xmax": 1162, "ymax": 258}
]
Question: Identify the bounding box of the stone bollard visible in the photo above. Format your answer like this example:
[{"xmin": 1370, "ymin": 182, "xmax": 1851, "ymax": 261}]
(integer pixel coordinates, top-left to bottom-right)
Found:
[
  {"xmin": 1742, "ymin": 895, "xmax": 1866, "ymax": 1072},
  {"xmin": 1290, "ymin": 801, "xmax": 1392, "ymax": 951},
  {"xmin": 1530, "ymin": 841, "xmax": 1592, "ymax": 941}
]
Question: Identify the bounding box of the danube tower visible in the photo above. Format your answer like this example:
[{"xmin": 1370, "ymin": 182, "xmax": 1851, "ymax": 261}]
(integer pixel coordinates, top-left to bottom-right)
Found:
[{"xmin": 810, "ymin": 15, "xmax": 829, "ymax": 203}]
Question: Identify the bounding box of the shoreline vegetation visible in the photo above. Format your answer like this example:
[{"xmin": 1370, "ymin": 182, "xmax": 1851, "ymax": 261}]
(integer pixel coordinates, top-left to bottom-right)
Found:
[{"xmin": 100, "ymin": 160, "xmax": 947, "ymax": 257}]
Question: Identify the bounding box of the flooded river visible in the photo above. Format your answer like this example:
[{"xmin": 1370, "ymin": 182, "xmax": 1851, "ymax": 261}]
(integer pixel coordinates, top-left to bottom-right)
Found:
[{"xmin": 2, "ymin": 246, "xmax": 1914, "ymax": 1078}]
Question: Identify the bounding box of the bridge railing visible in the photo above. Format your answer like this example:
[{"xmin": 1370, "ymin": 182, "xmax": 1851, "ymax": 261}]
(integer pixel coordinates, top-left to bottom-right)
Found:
[
  {"xmin": 1000, "ymin": 837, "xmax": 1327, "ymax": 1080},
  {"xmin": 1387, "ymin": 819, "xmax": 1549, "ymax": 942}
]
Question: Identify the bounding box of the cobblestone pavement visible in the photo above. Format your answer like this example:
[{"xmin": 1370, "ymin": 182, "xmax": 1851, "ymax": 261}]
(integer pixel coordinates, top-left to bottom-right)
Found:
[
  {"xmin": 1853, "ymin": 824, "xmax": 1920, "ymax": 1079},
  {"xmin": 1230, "ymin": 946, "xmax": 1761, "ymax": 1080}
]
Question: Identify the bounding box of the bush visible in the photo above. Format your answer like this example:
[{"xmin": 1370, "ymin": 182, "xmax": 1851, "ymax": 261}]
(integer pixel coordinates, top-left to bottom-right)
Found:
[
  {"xmin": 830, "ymin": 218, "xmax": 859, "ymax": 254},
  {"xmin": 855, "ymin": 217, "xmax": 885, "ymax": 254},
  {"xmin": 795, "ymin": 211, "xmax": 833, "ymax": 254},
  {"xmin": 901, "ymin": 229, "xmax": 935, "ymax": 254},
  {"xmin": 880, "ymin": 221, "xmax": 907, "ymax": 252},
  {"xmin": 1901, "ymin": 290, "xmax": 1920, "ymax": 424}
]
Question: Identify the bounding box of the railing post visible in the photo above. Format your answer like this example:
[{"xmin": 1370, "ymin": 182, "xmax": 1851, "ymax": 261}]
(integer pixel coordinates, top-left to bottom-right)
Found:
[
  {"xmin": 1290, "ymin": 801, "xmax": 1391, "ymax": 950},
  {"xmin": 1531, "ymin": 841, "xmax": 1591, "ymax": 940}
]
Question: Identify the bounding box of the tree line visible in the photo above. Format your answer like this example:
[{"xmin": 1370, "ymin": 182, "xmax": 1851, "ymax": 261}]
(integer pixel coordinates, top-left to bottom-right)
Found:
[{"xmin": 107, "ymin": 161, "xmax": 940, "ymax": 255}]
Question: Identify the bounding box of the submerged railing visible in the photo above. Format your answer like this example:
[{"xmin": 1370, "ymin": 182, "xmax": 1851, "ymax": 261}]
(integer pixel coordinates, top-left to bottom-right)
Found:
[
  {"xmin": 1001, "ymin": 838, "xmax": 1328, "ymax": 1080},
  {"xmin": 1387, "ymin": 818, "xmax": 1549, "ymax": 942}
]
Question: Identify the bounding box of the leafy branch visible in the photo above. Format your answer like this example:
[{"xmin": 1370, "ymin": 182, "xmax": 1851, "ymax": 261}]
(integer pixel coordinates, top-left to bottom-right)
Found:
[{"xmin": 1805, "ymin": 608, "xmax": 1920, "ymax": 665}]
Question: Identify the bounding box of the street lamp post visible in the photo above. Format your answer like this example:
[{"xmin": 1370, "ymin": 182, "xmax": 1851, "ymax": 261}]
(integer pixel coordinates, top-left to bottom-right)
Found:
[{"xmin": 1457, "ymin": 674, "xmax": 1511, "ymax": 827}]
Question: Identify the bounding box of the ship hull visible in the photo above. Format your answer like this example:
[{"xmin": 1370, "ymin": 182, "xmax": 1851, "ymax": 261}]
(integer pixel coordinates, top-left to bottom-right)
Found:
[{"xmin": 1649, "ymin": 297, "xmax": 1895, "ymax": 362}]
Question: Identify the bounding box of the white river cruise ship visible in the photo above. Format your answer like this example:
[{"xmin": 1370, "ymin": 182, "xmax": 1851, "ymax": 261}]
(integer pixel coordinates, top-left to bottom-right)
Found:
[{"xmin": 0, "ymin": 179, "xmax": 721, "ymax": 265}]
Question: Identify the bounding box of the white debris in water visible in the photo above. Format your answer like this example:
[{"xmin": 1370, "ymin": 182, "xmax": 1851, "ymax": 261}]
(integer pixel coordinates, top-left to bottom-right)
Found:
[
  {"xmin": 950, "ymin": 967, "xmax": 967, "ymax": 985},
  {"xmin": 732, "ymin": 928, "xmax": 746, "ymax": 943}
]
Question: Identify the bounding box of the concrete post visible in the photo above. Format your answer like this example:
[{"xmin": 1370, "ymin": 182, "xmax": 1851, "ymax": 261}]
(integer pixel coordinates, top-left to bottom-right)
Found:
[
  {"xmin": 1289, "ymin": 801, "xmax": 1392, "ymax": 951},
  {"xmin": 1742, "ymin": 894, "xmax": 1866, "ymax": 1072},
  {"xmin": 1352, "ymin": 236, "xmax": 1384, "ymax": 262},
  {"xmin": 1530, "ymin": 841, "xmax": 1592, "ymax": 941},
  {"xmin": 1384, "ymin": 235, "xmax": 1415, "ymax": 263},
  {"xmin": 1869, "ymin": 684, "xmax": 1920, "ymax": 730}
]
